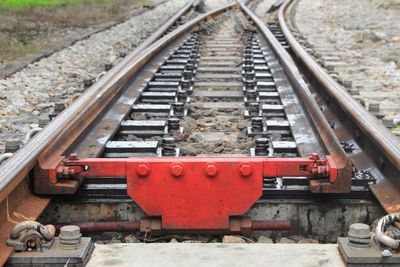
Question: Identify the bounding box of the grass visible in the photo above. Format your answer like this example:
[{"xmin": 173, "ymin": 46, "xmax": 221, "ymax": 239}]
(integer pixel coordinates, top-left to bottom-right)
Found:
[
  {"xmin": 0, "ymin": 0, "xmax": 153, "ymax": 63},
  {"xmin": 0, "ymin": 0, "xmax": 129, "ymax": 10}
]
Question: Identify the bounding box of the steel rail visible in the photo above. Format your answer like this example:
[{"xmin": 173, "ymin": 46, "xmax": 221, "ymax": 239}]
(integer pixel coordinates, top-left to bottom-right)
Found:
[
  {"xmin": 0, "ymin": 2, "xmax": 239, "ymax": 263},
  {"xmin": 0, "ymin": 0, "xmax": 196, "ymax": 203},
  {"xmin": 278, "ymin": 0, "xmax": 400, "ymax": 211},
  {"xmin": 0, "ymin": 1, "xmax": 207, "ymax": 265},
  {"xmin": 33, "ymin": 3, "xmax": 236, "ymax": 195},
  {"xmin": 239, "ymin": 2, "xmax": 352, "ymax": 192}
]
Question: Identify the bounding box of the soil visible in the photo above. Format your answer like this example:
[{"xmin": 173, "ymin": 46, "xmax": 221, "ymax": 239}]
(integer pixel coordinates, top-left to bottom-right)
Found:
[
  {"xmin": 0, "ymin": 0, "xmax": 186, "ymax": 153},
  {"xmin": 0, "ymin": 0, "xmax": 163, "ymax": 76}
]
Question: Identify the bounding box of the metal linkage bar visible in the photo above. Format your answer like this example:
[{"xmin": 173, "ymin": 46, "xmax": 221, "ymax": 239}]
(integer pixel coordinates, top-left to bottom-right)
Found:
[
  {"xmin": 53, "ymin": 218, "xmax": 291, "ymax": 235},
  {"xmin": 39, "ymin": 153, "xmax": 335, "ymax": 231}
]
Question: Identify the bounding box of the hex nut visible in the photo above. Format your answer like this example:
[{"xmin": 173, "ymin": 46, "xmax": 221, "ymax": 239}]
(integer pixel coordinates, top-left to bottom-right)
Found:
[
  {"xmin": 59, "ymin": 225, "xmax": 82, "ymax": 249},
  {"xmin": 60, "ymin": 225, "xmax": 81, "ymax": 239},
  {"xmin": 348, "ymin": 223, "xmax": 370, "ymax": 239}
]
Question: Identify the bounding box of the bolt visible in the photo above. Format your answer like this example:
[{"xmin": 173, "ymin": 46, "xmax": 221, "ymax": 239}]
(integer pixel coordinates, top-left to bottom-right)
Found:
[
  {"xmin": 348, "ymin": 223, "xmax": 370, "ymax": 239},
  {"xmin": 170, "ymin": 163, "xmax": 184, "ymax": 178},
  {"xmin": 167, "ymin": 118, "xmax": 180, "ymax": 132},
  {"xmin": 54, "ymin": 102, "xmax": 65, "ymax": 113},
  {"xmin": 369, "ymin": 102, "xmax": 380, "ymax": 112},
  {"xmin": 243, "ymin": 64, "xmax": 254, "ymax": 72},
  {"xmin": 244, "ymin": 79, "xmax": 256, "ymax": 89},
  {"xmin": 186, "ymin": 64, "xmax": 195, "ymax": 71},
  {"xmin": 244, "ymin": 57, "xmax": 253, "ymax": 65},
  {"xmin": 137, "ymin": 163, "xmax": 150, "ymax": 177},
  {"xmin": 38, "ymin": 116, "xmax": 50, "ymax": 128},
  {"xmin": 177, "ymin": 90, "xmax": 188, "ymax": 102},
  {"xmin": 348, "ymin": 223, "xmax": 371, "ymax": 248},
  {"xmin": 69, "ymin": 154, "xmax": 79, "ymax": 160},
  {"xmin": 183, "ymin": 70, "xmax": 193, "ymax": 80},
  {"xmin": 205, "ymin": 163, "xmax": 218, "ymax": 177},
  {"xmin": 173, "ymin": 102, "xmax": 185, "ymax": 116},
  {"xmin": 59, "ymin": 225, "xmax": 82, "ymax": 249},
  {"xmin": 249, "ymin": 102, "xmax": 259, "ymax": 116},
  {"xmin": 162, "ymin": 137, "xmax": 176, "ymax": 156},
  {"xmin": 60, "ymin": 225, "xmax": 81, "ymax": 238},
  {"xmin": 180, "ymin": 79, "xmax": 191, "ymax": 90},
  {"xmin": 244, "ymin": 70, "xmax": 255, "ymax": 80},
  {"xmin": 342, "ymin": 80, "xmax": 352, "ymax": 88},
  {"xmin": 382, "ymin": 118, "xmax": 395, "ymax": 128},
  {"xmin": 255, "ymin": 138, "xmax": 268, "ymax": 156},
  {"xmin": 251, "ymin": 117, "xmax": 263, "ymax": 132},
  {"xmin": 309, "ymin": 153, "xmax": 319, "ymax": 161},
  {"xmin": 83, "ymin": 79, "xmax": 93, "ymax": 88},
  {"xmin": 5, "ymin": 139, "xmax": 20, "ymax": 153},
  {"xmin": 246, "ymin": 89, "xmax": 257, "ymax": 101},
  {"xmin": 348, "ymin": 88, "xmax": 360, "ymax": 96},
  {"xmin": 239, "ymin": 163, "xmax": 253, "ymax": 177},
  {"xmin": 104, "ymin": 63, "xmax": 113, "ymax": 71}
]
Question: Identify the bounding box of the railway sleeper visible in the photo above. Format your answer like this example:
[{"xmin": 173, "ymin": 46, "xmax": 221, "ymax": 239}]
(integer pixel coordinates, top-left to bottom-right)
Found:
[{"xmin": 30, "ymin": 7, "xmax": 366, "ymax": 245}]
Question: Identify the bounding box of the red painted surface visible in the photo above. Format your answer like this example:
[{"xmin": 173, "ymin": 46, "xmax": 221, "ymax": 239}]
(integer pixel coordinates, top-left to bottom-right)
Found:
[
  {"xmin": 127, "ymin": 158, "xmax": 263, "ymax": 230},
  {"xmin": 49, "ymin": 154, "xmax": 337, "ymax": 230}
]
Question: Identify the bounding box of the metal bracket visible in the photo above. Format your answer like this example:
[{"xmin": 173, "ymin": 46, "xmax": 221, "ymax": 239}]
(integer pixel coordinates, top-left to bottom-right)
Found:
[{"xmin": 34, "ymin": 153, "xmax": 349, "ymax": 231}]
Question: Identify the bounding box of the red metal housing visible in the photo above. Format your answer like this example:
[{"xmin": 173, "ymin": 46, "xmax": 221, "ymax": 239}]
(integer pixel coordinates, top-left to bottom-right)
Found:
[{"xmin": 41, "ymin": 153, "xmax": 342, "ymax": 231}]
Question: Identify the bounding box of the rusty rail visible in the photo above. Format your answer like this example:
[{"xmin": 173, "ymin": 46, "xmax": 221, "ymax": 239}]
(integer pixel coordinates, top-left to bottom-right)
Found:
[
  {"xmin": 0, "ymin": 1, "xmax": 208, "ymax": 264},
  {"xmin": 239, "ymin": 2, "xmax": 352, "ymax": 193},
  {"xmin": 1, "ymin": 0, "xmax": 397, "ymax": 264},
  {"xmin": 278, "ymin": 0, "xmax": 400, "ymax": 212},
  {"xmin": 0, "ymin": 0, "xmax": 196, "ymax": 204}
]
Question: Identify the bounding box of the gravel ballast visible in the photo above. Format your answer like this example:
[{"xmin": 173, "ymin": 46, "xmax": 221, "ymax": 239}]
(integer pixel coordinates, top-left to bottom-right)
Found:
[
  {"xmin": 252, "ymin": 0, "xmax": 400, "ymax": 136},
  {"xmin": 0, "ymin": 0, "xmax": 188, "ymax": 153},
  {"xmin": 291, "ymin": 0, "xmax": 400, "ymax": 136}
]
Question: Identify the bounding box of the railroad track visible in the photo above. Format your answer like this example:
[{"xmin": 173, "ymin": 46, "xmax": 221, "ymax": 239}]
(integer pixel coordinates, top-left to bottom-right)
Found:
[{"xmin": 0, "ymin": 0, "xmax": 399, "ymax": 265}]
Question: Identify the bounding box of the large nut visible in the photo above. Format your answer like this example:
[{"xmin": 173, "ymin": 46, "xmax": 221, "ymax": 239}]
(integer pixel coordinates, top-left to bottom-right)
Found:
[
  {"xmin": 60, "ymin": 225, "xmax": 81, "ymax": 239},
  {"xmin": 59, "ymin": 225, "xmax": 82, "ymax": 249},
  {"xmin": 348, "ymin": 223, "xmax": 370, "ymax": 239}
]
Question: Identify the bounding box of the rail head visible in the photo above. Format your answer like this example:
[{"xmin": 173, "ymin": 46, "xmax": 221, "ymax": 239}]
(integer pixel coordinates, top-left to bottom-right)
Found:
[
  {"xmin": 278, "ymin": 0, "xmax": 400, "ymax": 169},
  {"xmin": 278, "ymin": 0, "xmax": 400, "ymax": 213},
  {"xmin": 238, "ymin": 1, "xmax": 352, "ymax": 193},
  {"xmin": 0, "ymin": 1, "xmax": 237, "ymax": 203},
  {"xmin": 0, "ymin": 3, "xmax": 237, "ymax": 265}
]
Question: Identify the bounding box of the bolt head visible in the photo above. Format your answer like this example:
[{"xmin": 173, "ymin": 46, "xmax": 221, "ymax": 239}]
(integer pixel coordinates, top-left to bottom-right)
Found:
[
  {"xmin": 239, "ymin": 164, "xmax": 253, "ymax": 177},
  {"xmin": 170, "ymin": 163, "xmax": 184, "ymax": 177},
  {"xmin": 205, "ymin": 163, "xmax": 218, "ymax": 177},
  {"xmin": 137, "ymin": 163, "xmax": 151, "ymax": 177},
  {"xmin": 310, "ymin": 153, "xmax": 319, "ymax": 161},
  {"xmin": 348, "ymin": 223, "xmax": 370, "ymax": 239},
  {"xmin": 60, "ymin": 225, "xmax": 80, "ymax": 238},
  {"xmin": 69, "ymin": 154, "xmax": 79, "ymax": 160}
]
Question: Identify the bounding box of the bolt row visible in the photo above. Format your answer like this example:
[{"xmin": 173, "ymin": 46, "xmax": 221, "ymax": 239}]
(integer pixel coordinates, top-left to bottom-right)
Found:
[{"xmin": 136, "ymin": 162, "xmax": 254, "ymax": 178}]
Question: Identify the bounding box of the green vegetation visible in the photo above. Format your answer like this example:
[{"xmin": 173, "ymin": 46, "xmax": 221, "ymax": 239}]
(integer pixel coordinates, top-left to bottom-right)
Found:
[
  {"xmin": 0, "ymin": 0, "xmax": 125, "ymax": 10},
  {"xmin": 0, "ymin": 0, "xmax": 151, "ymax": 63}
]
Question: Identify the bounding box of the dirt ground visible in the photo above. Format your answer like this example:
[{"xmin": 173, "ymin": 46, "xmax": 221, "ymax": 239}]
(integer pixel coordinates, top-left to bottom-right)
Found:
[{"xmin": 0, "ymin": 0, "xmax": 160, "ymax": 66}]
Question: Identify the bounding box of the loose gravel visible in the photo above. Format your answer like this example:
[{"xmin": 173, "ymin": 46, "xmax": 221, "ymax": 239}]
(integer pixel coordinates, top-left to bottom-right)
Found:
[
  {"xmin": 291, "ymin": 0, "xmax": 400, "ymax": 136},
  {"xmin": 91, "ymin": 232, "xmax": 319, "ymax": 244},
  {"xmin": 0, "ymin": 0, "xmax": 188, "ymax": 153},
  {"xmin": 202, "ymin": 0, "xmax": 234, "ymax": 11},
  {"xmin": 252, "ymin": 0, "xmax": 400, "ymax": 136}
]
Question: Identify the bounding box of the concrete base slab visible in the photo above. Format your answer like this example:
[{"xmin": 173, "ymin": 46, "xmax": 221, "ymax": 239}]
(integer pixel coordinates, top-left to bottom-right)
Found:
[
  {"xmin": 338, "ymin": 237, "xmax": 400, "ymax": 266},
  {"xmin": 87, "ymin": 243, "xmax": 345, "ymax": 267}
]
